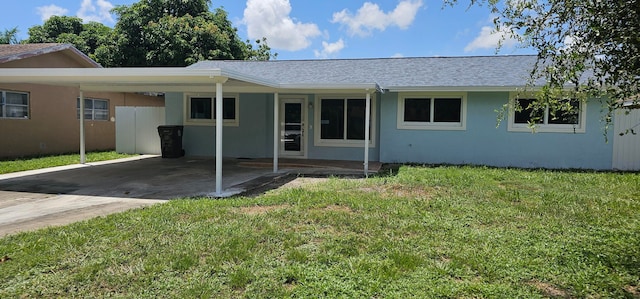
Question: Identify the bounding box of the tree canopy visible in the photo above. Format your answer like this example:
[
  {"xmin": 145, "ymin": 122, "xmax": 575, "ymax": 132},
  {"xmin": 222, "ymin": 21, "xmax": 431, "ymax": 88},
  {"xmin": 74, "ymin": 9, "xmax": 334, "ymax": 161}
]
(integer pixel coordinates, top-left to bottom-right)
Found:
[
  {"xmin": 0, "ymin": 27, "xmax": 19, "ymax": 44},
  {"xmin": 26, "ymin": 16, "xmax": 113, "ymax": 62},
  {"xmin": 26, "ymin": 0, "xmax": 274, "ymax": 67},
  {"xmin": 107, "ymin": 1, "xmax": 242, "ymax": 66},
  {"xmin": 447, "ymin": 0, "xmax": 640, "ymax": 129}
]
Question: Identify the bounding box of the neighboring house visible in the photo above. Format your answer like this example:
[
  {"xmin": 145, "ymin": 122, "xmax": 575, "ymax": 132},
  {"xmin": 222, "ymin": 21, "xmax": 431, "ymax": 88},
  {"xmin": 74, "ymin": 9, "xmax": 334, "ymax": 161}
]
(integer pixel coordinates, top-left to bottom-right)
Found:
[
  {"xmin": 0, "ymin": 54, "xmax": 638, "ymax": 194},
  {"xmin": 0, "ymin": 44, "xmax": 164, "ymax": 158}
]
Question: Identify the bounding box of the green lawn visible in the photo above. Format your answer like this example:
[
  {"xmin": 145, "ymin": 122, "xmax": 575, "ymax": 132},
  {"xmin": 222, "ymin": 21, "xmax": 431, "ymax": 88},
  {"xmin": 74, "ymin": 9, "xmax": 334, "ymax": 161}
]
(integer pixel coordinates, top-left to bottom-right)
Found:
[
  {"xmin": 0, "ymin": 166, "xmax": 638, "ymax": 298},
  {"xmin": 0, "ymin": 151, "xmax": 136, "ymax": 174}
]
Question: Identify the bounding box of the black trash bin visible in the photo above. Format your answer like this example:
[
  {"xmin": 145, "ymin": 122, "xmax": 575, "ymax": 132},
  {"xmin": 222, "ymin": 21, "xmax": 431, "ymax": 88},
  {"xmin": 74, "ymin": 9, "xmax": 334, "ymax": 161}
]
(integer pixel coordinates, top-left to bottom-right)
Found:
[{"xmin": 157, "ymin": 125, "xmax": 185, "ymax": 158}]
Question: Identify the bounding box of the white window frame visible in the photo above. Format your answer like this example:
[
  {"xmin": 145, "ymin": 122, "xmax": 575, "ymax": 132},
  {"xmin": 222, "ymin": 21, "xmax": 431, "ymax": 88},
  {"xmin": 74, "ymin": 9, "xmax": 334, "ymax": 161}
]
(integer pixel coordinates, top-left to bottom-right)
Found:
[
  {"xmin": 507, "ymin": 93, "xmax": 587, "ymax": 133},
  {"xmin": 314, "ymin": 94, "xmax": 376, "ymax": 148},
  {"xmin": 1, "ymin": 90, "xmax": 29, "ymax": 119},
  {"xmin": 77, "ymin": 97, "xmax": 109, "ymax": 121},
  {"xmin": 183, "ymin": 93, "xmax": 239, "ymax": 127},
  {"xmin": 397, "ymin": 93, "xmax": 467, "ymax": 130}
]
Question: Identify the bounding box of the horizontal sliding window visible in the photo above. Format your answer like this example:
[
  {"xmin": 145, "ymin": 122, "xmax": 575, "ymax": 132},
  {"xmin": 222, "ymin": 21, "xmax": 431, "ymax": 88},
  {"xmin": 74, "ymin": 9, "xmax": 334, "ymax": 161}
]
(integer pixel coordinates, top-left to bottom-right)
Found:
[
  {"xmin": 77, "ymin": 98, "xmax": 109, "ymax": 121},
  {"xmin": 509, "ymin": 96, "xmax": 585, "ymax": 133},
  {"xmin": 398, "ymin": 93, "xmax": 466, "ymax": 130}
]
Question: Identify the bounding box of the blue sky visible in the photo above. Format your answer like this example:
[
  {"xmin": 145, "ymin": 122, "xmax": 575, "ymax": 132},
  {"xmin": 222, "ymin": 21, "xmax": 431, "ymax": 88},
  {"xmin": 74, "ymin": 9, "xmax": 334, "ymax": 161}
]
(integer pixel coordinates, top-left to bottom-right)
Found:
[{"xmin": 0, "ymin": 0, "xmax": 535, "ymax": 60}]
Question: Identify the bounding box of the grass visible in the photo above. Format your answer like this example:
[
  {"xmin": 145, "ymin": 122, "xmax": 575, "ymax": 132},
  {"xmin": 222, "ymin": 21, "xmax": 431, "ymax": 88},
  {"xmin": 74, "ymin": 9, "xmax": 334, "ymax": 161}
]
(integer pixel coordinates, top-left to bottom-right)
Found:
[
  {"xmin": 0, "ymin": 151, "xmax": 136, "ymax": 174},
  {"xmin": 0, "ymin": 166, "xmax": 639, "ymax": 298}
]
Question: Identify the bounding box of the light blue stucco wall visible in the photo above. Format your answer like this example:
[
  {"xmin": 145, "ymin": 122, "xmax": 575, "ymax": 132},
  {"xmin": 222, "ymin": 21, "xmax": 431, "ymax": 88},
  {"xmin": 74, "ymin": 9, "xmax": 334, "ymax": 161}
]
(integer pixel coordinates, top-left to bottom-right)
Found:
[
  {"xmin": 166, "ymin": 91, "xmax": 612, "ymax": 169},
  {"xmin": 165, "ymin": 93, "xmax": 184, "ymax": 125},
  {"xmin": 165, "ymin": 93, "xmax": 274, "ymax": 157},
  {"xmin": 379, "ymin": 92, "xmax": 613, "ymax": 169},
  {"xmin": 165, "ymin": 92, "xmax": 379, "ymax": 161}
]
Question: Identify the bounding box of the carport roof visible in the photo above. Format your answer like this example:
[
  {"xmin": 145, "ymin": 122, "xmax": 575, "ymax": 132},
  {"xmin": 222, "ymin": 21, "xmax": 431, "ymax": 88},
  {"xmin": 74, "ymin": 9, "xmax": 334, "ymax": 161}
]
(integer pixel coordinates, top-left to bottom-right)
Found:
[{"xmin": 0, "ymin": 66, "xmax": 378, "ymax": 93}]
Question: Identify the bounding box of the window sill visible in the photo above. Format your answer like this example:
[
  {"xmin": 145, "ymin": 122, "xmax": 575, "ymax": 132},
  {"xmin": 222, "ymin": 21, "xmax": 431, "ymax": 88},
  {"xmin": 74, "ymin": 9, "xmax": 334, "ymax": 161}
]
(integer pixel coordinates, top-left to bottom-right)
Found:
[
  {"xmin": 397, "ymin": 123, "xmax": 466, "ymax": 131},
  {"xmin": 184, "ymin": 120, "xmax": 239, "ymax": 127},
  {"xmin": 508, "ymin": 124, "xmax": 585, "ymax": 133},
  {"xmin": 1, "ymin": 117, "xmax": 30, "ymax": 120},
  {"xmin": 314, "ymin": 139, "xmax": 376, "ymax": 148}
]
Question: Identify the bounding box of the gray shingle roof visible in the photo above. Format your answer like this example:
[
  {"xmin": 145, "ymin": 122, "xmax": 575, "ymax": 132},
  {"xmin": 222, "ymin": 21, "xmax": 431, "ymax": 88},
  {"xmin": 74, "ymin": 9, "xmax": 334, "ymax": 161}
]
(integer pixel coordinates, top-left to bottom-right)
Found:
[{"xmin": 189, "ymin": 55, "xmax": 539, "ymax": 89}]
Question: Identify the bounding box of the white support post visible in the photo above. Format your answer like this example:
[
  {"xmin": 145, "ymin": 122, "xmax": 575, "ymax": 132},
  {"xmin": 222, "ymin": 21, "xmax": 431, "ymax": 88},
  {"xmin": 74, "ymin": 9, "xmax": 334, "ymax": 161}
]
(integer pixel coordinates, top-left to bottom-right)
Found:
[
  {"xmin": 79, "ymin": 90, "xmax": 86, "ymax": 164},
  {"xmin": 214, "ymin": 80, "xmax": 225, "ymax": 196},
  {"xmin": 364, "ymin": 91, "xmax": 371, "ymax": 177},
  {"xmin": 273, "ymin": 93, "xmax": 279, "ymax": 173}
]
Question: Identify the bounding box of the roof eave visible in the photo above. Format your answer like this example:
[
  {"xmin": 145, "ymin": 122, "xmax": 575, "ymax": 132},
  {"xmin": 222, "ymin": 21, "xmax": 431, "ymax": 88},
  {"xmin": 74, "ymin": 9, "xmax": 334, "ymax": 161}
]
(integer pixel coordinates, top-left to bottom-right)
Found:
[
  {"xmin": 387, "ymin": 86, "xmax": 535, "ymax": 92},
  {"xmin": 0, "ymin": 67, "xmax": 279, "ymax": 87},
  {"xmin": 278, "ymin": 83, "xmax": 379, "ymax": 91}
]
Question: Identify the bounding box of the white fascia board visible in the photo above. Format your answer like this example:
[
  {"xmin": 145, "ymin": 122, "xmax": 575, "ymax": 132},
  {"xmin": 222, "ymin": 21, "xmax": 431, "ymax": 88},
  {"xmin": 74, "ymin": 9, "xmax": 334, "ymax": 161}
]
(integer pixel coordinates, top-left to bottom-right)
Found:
[
  {"xmin": 278, "ymin": 83, "xmax": 379, "ymax": 91},
  {"xmin": 0, "ymin": 67, "xmax": 280, "ymax": 88},
  {"xmin": 387, "ymin": 84, "xmax": 589, "ymax": 93},
  {"xmin": 387, "ymin": 86, "xmax": 529, "ymax": 92},
  {"xmin": 0, "ymin": 68, "xmax": 211, "ymax": 83}
]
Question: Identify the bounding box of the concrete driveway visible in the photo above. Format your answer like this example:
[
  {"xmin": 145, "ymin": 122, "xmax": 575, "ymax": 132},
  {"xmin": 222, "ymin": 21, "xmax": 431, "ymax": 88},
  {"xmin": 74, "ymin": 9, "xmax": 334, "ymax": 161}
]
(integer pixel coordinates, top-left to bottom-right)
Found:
[
  {"xmin": 0, "ymin": 155, "xmax": 380, "ymax": 237},
  {"xmin": 0, "ymin": 155, "xmax": 278, "ymax": 237}
]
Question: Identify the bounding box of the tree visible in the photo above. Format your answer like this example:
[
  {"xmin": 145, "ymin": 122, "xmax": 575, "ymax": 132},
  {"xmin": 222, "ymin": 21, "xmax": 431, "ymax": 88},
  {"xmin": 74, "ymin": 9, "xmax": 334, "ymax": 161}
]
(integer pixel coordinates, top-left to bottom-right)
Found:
[
  {"xmin": 26, "ymin": 16, "xmax": 113, "ymax": 61},
  {"xmin": 447, "ymin": 0, "xmax": 640, "ymax": 130},
  {"xmin": 23, "ymin": 1, "xmax": 275, "ymax": 66},
  {"xmin": 106, "ymin": 0, "xmax": 274, "ymax": 66},
  {"xmin": 0, "ymin": 27, "xmax": 19, "ymax": 44},
  {"xmin": 245, "ymin": 38, "xmax": 278, "ymax": 61}
]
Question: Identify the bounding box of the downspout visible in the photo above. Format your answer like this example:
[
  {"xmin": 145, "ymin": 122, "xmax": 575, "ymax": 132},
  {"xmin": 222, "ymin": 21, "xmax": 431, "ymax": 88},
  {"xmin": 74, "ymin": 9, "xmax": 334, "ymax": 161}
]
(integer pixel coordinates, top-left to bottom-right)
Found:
[
  {"xmin": 79, "ymin": 90, "xmax": 86, "ymax": 164},
  {"xmin": 364, "ymin": 90, "xmax": 371, "ymax": 177},
  {"xmin": 364, "ymin": 84, "xmax": 384, "ymax": 177},
  {"xmin": 273, "ymin": 93, "xmax": 279, "ymax": 173}
]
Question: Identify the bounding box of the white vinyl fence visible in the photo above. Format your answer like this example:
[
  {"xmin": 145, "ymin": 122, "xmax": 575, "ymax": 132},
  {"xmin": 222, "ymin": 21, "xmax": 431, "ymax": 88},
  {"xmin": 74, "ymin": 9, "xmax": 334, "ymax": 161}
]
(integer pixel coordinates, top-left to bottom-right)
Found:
[
  {"xmin": 116, "ymin": 107, "xmax": 165, "ymax": 155},
  {"xmin": 613, "ymin": 108, "xmax": 640, "ymax": 171}
]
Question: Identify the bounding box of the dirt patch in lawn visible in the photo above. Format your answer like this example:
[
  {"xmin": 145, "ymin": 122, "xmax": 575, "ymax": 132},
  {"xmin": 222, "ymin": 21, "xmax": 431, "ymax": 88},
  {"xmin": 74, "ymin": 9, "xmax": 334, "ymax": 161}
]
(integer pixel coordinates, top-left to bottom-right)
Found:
[
  {"xmin": 624, "ymin": 285, "xmax": 639, "ymax": 296},
  {"xmin": 280, "ymin": 177, "xmax": 330, "ymax": 189},
  {"xmin": 237, "ymin": 204, "xmax": 291, "ymax": 215},
  {"xmin": 527, "ymin": 280, "xmax": 570, "ymax": 298},
  {"xmin": 320, "ymin": 204, "xmax": 353, "ymax": 214},
  {"xmin": 359, "ymin": 184, "xmax": 433, "ymax": 200}
]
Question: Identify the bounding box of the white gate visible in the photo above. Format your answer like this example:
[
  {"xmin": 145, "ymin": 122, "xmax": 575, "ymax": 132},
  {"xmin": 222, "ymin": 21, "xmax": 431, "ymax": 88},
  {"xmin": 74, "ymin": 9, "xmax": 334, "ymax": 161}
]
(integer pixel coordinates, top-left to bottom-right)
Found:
[
  {"xmin": 613, "ymin": 108, "xmax": 640, "ymax": 170},
  {"xmin": 116, "ymin": 107, "xmax": 165, "ymax": 155}
]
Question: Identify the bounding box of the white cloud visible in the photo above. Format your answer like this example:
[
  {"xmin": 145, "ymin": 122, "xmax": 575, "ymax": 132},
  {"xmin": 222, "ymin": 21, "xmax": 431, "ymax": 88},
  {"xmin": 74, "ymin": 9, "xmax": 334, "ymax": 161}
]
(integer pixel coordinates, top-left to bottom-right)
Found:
[
  {"xmin": 314, "ymin": 39, "xmax": 345, "ymax": 58},
  {"xmin": 464, "ymin": 25, "xmax": 518, "ymax": 52},
  {"xmin": 36, "ymin": 4, "xmax": 70, "ymax": 21},
  {"xmin": 331, "ymin": 0, "xmax": 424, "ymax": 37},
  {"xmin": 243, "ymin": 0, "xmax": 321, "ymax": 51},
  {"xmin": 77, "ymin": 0, "xmax": 115, "ymax": 23},
  {"xmin": 391, "ymin": 53, "xmax": 404, "ymax": 58}
]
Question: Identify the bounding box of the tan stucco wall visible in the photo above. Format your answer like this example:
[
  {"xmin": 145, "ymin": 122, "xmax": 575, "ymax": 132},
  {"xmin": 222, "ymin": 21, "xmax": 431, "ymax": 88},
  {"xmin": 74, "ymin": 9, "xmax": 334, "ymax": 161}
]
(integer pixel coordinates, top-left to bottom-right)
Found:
[
  {"xmin": 0, "ymin": 83, "xmax": 164, "ymax": 158},
  {"xmin": 1, "ymin": 49, "xmax": 165, "ymax": 158}
]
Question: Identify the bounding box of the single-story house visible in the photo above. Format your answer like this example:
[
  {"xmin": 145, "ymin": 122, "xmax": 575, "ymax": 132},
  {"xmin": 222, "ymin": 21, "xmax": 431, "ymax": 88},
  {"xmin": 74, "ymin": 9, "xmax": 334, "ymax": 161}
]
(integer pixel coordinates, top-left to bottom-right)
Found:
[
  {"xmin": 0, "ymin": 43, "xmax": 163, "ymax": 158},
  {"xmin": 0, "ymin": 52, "xmax": 638, "ymax": 195}
]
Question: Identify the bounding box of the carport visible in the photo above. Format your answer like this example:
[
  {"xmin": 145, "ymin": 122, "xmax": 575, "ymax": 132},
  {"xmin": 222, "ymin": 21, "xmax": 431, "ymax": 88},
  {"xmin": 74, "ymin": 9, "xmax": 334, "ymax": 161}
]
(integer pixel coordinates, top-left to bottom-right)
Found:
[{"xmin": 0, "ymin": 67, "xmax": 377, "ymax": 196}]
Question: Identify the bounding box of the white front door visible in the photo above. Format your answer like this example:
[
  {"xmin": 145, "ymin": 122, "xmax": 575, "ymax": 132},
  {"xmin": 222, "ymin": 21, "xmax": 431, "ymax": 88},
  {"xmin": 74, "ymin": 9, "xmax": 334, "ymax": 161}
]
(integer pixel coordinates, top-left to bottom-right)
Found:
[{"xmin": 280, "ymin": 98, "xmax": 306, "ymax": 157}]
